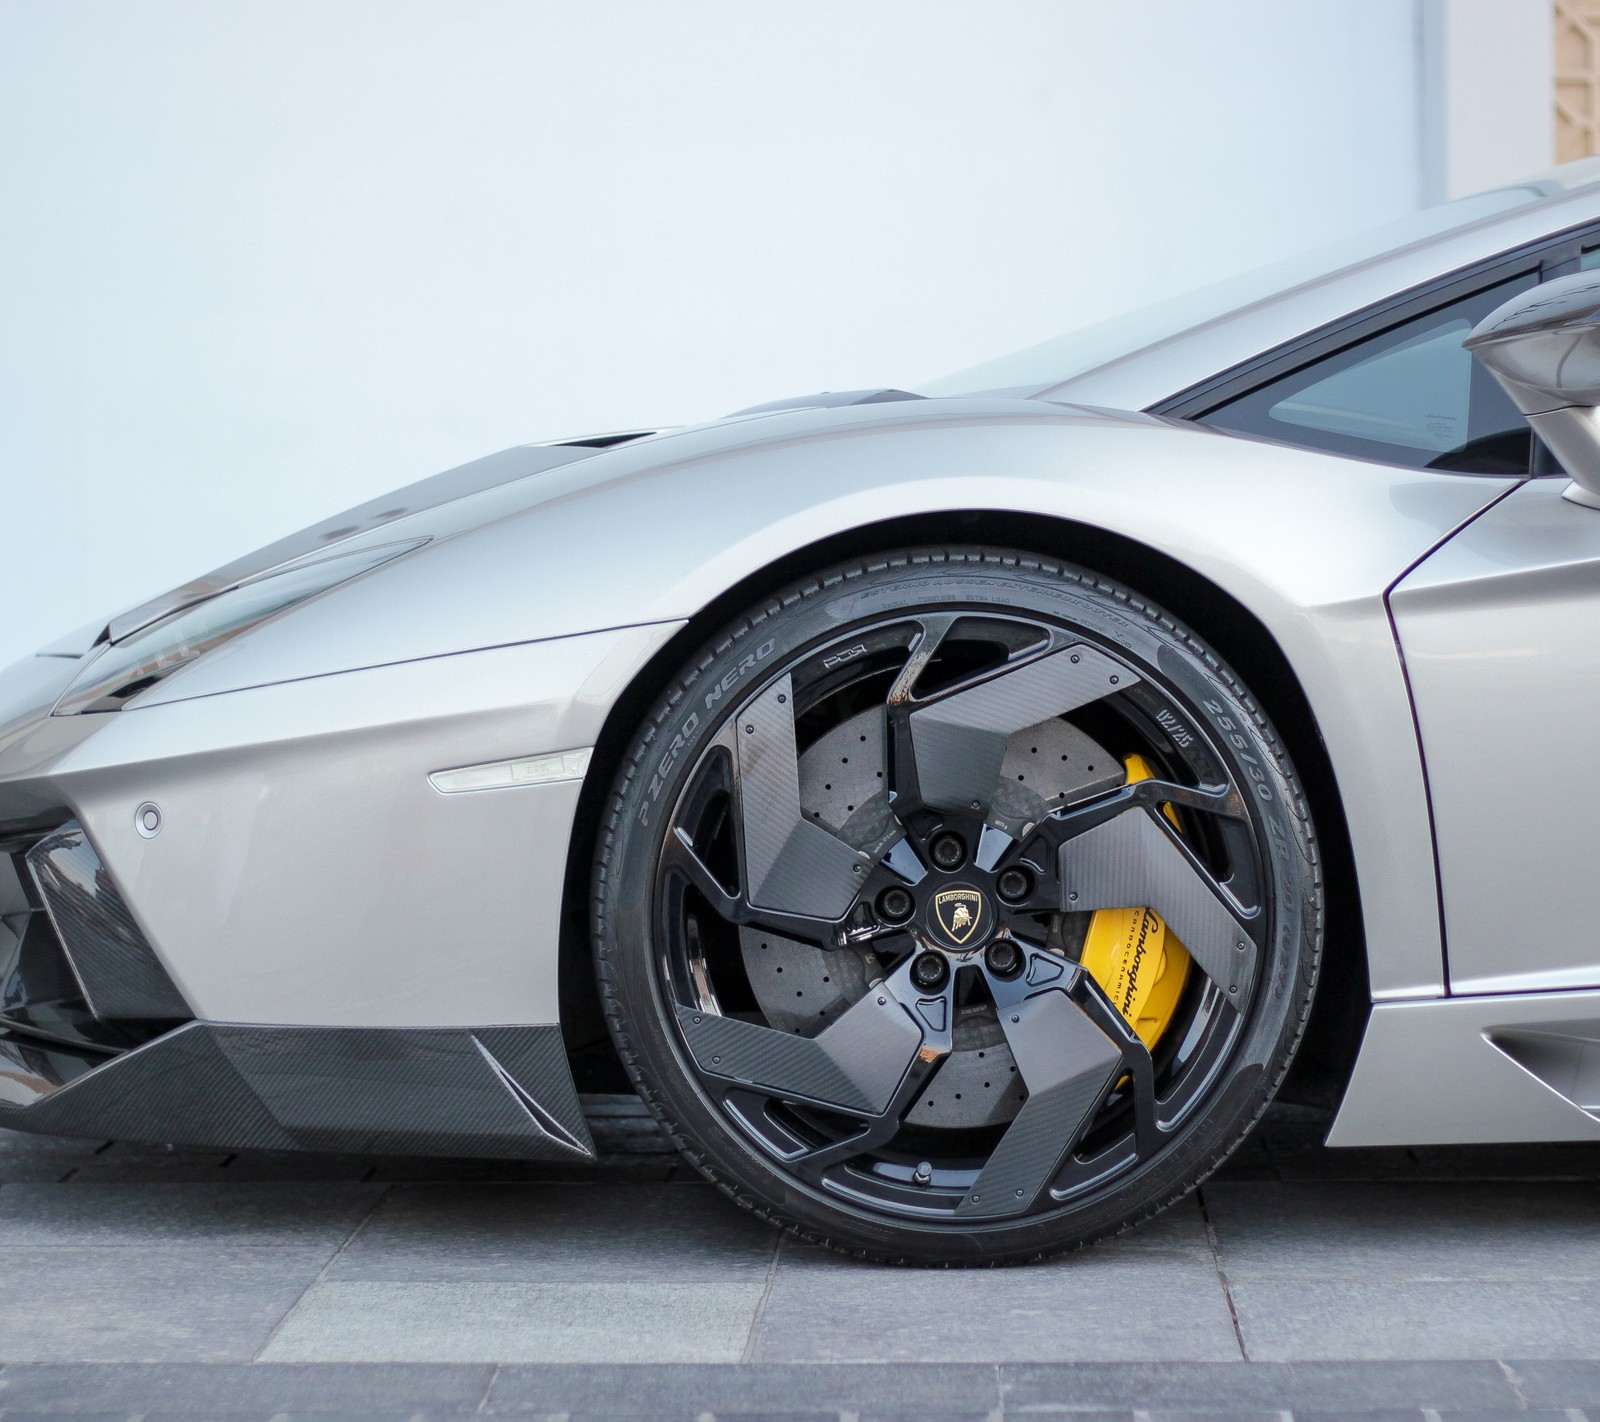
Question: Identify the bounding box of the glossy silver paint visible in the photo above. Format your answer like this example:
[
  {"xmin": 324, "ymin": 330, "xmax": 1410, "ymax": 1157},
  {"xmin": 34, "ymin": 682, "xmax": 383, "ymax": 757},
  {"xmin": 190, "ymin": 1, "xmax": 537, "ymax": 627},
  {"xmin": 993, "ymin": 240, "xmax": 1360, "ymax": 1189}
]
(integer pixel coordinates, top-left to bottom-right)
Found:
[
  {"xmin": 104, "ymin": 442, "xmax": 604, "ymax": 644},
  {"xmin": 11, "ymin": 162, "xmax": 1600, "ymax": 1146},
  {"xmin": 1, "ymin": 625, "xmax": 675, "ymax": 1026},
  {"xmin": 1329, "ymin": 988, "xmax": 1600, "ymax": 1146},
  {"xmin": 1391, "ymin": 477, "xmax": 1600, "ymax": 995},
  {"xmin": 1464, "ymin": 270, "xmax": 1600, "ymax": 411}
]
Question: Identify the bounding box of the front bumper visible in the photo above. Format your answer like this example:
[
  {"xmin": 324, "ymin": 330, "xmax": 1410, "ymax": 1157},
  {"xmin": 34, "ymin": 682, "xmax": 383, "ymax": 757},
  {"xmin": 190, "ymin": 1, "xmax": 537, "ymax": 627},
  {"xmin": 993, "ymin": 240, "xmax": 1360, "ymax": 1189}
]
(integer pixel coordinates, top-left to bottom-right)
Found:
[
  {"xmin": 0, "ymin": 622, "xmax": 680, "ymax": 1154},
  {"xmin": 0, "ymin": 623, "xmax": 676, "ymax": 1027}
]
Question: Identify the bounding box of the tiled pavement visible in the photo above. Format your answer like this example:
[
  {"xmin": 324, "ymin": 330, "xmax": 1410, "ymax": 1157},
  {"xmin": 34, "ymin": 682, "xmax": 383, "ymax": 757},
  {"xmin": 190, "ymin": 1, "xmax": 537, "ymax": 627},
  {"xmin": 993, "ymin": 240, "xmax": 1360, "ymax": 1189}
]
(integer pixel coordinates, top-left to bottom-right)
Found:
[{"xmin": 1, "ymin": 1101, "xmax": 1600, "ymax": 1418}]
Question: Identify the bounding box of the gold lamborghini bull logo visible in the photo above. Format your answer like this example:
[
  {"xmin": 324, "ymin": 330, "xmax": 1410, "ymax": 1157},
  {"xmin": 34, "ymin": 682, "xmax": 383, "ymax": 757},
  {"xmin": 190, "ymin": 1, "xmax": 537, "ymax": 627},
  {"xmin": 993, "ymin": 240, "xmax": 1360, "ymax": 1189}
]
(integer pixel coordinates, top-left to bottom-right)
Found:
[{"xmin": 932, "ymin": 888, "xmax": 985, "ymax": 945}]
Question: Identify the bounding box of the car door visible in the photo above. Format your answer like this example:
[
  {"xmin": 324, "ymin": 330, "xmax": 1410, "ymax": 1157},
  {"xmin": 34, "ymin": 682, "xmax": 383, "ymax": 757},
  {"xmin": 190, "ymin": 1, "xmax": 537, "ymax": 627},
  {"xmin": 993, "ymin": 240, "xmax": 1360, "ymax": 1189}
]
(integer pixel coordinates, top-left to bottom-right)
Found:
[{"xmin": 1166, "ymin": 228, "xmax": 1600, "ymax": 996}]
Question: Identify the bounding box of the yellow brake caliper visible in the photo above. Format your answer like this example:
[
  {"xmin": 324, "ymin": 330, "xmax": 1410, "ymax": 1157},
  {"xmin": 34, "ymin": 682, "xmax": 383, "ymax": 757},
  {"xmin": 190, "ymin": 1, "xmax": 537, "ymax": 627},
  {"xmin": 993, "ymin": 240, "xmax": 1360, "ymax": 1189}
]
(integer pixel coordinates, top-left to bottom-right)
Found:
[{"xmin": 1078, "ymin": 754, "xmax": 1192, "ymax": 1049}]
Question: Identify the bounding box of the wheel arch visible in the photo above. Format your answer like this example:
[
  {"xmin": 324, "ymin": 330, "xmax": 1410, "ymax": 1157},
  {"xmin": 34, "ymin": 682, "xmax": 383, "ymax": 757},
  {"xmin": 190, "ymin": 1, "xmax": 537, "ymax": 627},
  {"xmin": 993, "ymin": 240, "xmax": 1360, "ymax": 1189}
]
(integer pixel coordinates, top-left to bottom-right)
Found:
[{"xmin": 557, "ymin": 510, "xmax": 1367, "ymax": 1108}]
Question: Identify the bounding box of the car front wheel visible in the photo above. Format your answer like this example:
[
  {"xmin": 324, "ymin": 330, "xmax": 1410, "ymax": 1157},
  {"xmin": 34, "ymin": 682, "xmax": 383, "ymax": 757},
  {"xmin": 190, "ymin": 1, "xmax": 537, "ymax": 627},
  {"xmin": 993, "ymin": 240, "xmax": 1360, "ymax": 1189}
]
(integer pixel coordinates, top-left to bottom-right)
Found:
[{"xmin": 594, "ymin": 547, "xmax": 1321, "ymax": 1265}]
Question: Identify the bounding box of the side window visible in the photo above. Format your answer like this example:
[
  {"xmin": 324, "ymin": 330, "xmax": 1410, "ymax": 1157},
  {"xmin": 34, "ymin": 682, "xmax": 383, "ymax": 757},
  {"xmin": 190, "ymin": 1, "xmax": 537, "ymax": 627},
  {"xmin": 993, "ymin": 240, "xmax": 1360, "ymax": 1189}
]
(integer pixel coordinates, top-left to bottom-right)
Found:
[{"xmin": 1197, "ymin": 273, "xmax": 1539, "ymax": 474}]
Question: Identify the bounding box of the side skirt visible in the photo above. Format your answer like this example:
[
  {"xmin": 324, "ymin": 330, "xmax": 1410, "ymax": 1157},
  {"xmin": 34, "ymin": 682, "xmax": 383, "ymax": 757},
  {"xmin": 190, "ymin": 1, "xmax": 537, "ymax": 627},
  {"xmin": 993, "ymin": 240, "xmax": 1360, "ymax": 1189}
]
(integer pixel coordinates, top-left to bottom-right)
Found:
[
  {"xmin": 1328, "ymin": 988, "xmax": 1600, "ymax": 1146},
  {"xmin": 0, "ymin": 1021, "xmax": 595, "ymax": 1159}
]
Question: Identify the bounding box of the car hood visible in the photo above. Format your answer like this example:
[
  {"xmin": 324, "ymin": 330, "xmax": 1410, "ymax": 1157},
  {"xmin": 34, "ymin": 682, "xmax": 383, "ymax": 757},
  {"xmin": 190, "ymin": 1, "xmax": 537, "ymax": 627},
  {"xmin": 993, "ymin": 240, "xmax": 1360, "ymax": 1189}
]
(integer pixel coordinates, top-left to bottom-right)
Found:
[
  {"xmin": 90, "ymin": 391, "xmax": 934, "ymax": 652},
  {"xmin": 97, "ymin": 440, "xmax": 615, "ymax": 649}
]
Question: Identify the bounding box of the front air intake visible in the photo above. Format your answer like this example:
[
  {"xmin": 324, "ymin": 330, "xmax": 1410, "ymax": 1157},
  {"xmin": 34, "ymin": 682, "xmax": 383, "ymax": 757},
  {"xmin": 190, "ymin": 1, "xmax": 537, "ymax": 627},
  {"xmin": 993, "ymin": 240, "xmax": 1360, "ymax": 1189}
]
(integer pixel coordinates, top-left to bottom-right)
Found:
[{"xmin": 26, "ymin": 823, "xmax": 190, "ymax": 1021}]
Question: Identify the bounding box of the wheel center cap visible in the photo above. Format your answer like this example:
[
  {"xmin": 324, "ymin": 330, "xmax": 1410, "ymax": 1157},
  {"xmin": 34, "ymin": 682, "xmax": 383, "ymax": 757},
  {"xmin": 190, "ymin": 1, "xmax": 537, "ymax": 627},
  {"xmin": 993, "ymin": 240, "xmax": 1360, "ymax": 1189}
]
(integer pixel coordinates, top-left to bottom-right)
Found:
[{"xmin": 926, "ymin": 885, "xmax": 992, "ymax": 950}]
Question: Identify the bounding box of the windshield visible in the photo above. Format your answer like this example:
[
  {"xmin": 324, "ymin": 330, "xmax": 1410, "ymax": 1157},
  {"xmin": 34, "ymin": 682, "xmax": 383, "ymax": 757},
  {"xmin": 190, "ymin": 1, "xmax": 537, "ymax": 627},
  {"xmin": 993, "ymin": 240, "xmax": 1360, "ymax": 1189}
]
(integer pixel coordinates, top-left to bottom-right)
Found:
[{"xmin": 917, "ymin": 187, "xmax": 1546, "ymax": 398}]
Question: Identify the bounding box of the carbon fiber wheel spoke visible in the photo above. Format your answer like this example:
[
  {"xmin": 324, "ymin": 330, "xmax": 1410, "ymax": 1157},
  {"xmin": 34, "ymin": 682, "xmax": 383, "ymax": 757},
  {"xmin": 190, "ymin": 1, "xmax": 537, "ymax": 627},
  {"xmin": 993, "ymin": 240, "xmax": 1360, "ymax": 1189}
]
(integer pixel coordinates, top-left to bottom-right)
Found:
[
  {"xmin": 1071, "ymin": 968, "xmax": 1162, "ymax": 1158},
  {"xmin": 787, "ymin": 1050, "xmax": 943, "ymax": 1179},
  {"xmin": 736, "ymin": 674, "xmax": 874, "ymax": 920},
  {"xmin": 1032, "ymin": 777, "xmax": 1247, "ymax": 843},
  {"xmin": 903, "ymin": 644, "xmax": 1135, "ymax": 817},
  {"xmin": 956, "ymin": 972, "xmax": 1122, "ymax": 1220},
  {"xmin": 662, "ymin": 828, "xmax": 847, "ymax": 944},
  {"xmin": 883, "ymin": 614, "xmax": 959, "ymax": 812},
  {"xmin": 677, "ymin": 963, "xmax": 928, "ymax": 1117},
  {"xmin": 661, "ymin": 828, "xmax": 742, "ymax": 918},
  {"xmin": 885, "ymin": 614, "xmax": 962, "ymax": 706},
  {"xmin": 788, "ymin": 964, "xmax": 956, "ymax": 1180},
  {"xmin": 1052, "ymin": 803, "xmax": 1258, "ymax": 999}
]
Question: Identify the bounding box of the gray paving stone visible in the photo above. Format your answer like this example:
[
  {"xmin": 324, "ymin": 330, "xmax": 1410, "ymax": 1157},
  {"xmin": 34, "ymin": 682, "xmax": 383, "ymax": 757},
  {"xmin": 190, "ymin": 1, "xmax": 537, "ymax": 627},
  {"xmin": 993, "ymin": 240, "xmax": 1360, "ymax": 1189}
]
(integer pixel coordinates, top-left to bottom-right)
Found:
[
  {"xmin": 92, "ymin": 1141, "xmax": 233, "ymax": 1162},
  {"xmin": 849, "ymin": 1414, "xmax": 1000, "ymax": 1422},
  {"xmin": 0, "ymin": 1360, "xmax": 1554, "ymax": 1416},
  {"xmin": 1406, "ymin": 1143, "xmax": 1600, "ymax": 1180},
  {"xmin": 0, "ymin": 1414, "xmax": 141, "ymax": 1422},
  {"xmin": 1259, "ymin": 1149, "xmax": 1429, "ymax": 1182},
  {"xmin": 1, "ymin": 1100, "xmax": 1596, "ymax": 1378},
  {"xmin": 363, "ymin": 1158, "xmax": 677, "ymax": 1183},
  {"xmin": 0, "ymin": 1157, "xmax": 84, "ymax": 1182},
  {"xmin": 1290, "ymin": 1412, "xmax": 1444, "ymax": 1421},
  {"xmin": 1232, "ymin": 1278, "xmax": 1600, "ymax": 1360},
  {"xmin": 65, "ymin": 1157, "xmax": 240, "ymax": 1183},
  {"xmin": 0, "ymin": 1246, "xmax": 333, "ymax": 1362},
  {"xmin": 482, "ymin": 1362, "xmax": 1004, "ymax": 1414},
  {"xmin": 997, "ymin": 1360, "xmax": 1519, "ymax": 1410},
  {"xmin": 1204, "ymin": 1180, "xmax": 1600, "ymax": 1279},
  {"xmin": 0, "ymin": 1360, "xmax": 495, "ymax": 1412},
  {"xmin": 0, "ymin": 1182, "xmax": 384, "ymax": 1247},
  {"xmin": 752, "ymin": 1241, "xmax": 1240, "ymax": 1362},
  {"xmin": 1296, "ymin": 1414, "xmax": 1581, "ymax": 1422},
  {"xmin": 1080, "ymin": 1193, "xmax": 1216, "ymax": 1257},
  {"xmin": 326, "ymin": 1182, "xmax": 777, "ymax": 1282},
  {"xmin": 1206, "ymin": 1161, "xmax": 1284, "ymax": 1181},
  {"xmin": 677, "ymin": 1414, "xmax": 845, "ymax": 1422},
  {"xmin": 130, "ymin": 1415, "xmax": 463, "ymax": 1421},
  {"xmin": 258, "ymin": 1280, "xmax": 768, "ymax": 1363},
  {"xmin": 1497, "ymin": 1358, "xmax": 1600, "ymax": 1406},
  {"xmin": 1144, "ymin": 1413, "xmax": 1307, "ymax": 1422},
  {"xmin": 1290, "ymin": 1413, "xmax": 1455, "ymax": 1422},
  {"xmin": 214, "ymin": 1151, "xmax": 382, "ymax": 1182}
]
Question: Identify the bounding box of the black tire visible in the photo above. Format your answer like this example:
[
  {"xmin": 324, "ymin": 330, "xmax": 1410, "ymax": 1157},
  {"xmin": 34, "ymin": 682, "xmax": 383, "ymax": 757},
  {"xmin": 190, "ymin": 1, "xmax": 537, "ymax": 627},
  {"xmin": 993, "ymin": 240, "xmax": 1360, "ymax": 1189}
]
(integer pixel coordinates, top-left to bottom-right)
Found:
[{"xmin": 593, "ymin": 547, "xmax": 1321, "ymax": 1266}]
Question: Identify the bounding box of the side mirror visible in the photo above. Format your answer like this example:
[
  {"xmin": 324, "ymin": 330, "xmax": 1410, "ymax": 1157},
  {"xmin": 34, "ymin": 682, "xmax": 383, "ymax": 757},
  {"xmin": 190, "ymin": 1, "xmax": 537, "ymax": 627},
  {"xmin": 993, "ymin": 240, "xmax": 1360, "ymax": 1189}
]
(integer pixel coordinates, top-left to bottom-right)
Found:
[{"xmin": 1466, "ymin": 271, "xmax": 1600, "ymax": 509}]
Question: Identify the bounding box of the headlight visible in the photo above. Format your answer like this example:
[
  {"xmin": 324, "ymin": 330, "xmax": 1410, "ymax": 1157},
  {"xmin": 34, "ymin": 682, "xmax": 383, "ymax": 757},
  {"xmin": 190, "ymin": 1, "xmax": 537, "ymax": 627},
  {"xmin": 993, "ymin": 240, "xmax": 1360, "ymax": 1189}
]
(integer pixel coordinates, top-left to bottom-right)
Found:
[{"xmin": 55, "ymin": 541, "xmax": 423, "ymax": 714}]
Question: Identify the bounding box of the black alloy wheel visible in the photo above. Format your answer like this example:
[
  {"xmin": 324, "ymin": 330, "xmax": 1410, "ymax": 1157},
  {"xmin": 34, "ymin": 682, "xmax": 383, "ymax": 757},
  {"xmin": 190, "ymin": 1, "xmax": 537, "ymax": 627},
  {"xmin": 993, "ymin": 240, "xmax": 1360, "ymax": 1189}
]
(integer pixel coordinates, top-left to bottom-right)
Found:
[{"xmin": 594, "ymin": 548, "xmax": 1321, "ymax": 1265}]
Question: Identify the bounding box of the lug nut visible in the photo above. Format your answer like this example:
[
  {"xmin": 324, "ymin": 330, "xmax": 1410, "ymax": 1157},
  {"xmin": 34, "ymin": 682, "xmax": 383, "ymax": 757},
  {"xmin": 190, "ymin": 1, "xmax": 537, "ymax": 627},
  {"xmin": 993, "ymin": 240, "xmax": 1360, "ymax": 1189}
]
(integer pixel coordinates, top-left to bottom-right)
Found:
[
  {"xmin": 928, "ymin": 832, "xmax": 966, "ymax": 871},
  {"xmin": 985, "ymin": 939, "xmax": 1023, "ymax": 978},
  {"xmin": 876, "ymin": 886, "xmax": 915, "ymax": 924},
  {"xmin": 911, "ymin": 951, "xmax": 949, "ymax": 992},
  {"xmin": 995, "ymin": 867, "xmax": 1033, "ymax": 904}
]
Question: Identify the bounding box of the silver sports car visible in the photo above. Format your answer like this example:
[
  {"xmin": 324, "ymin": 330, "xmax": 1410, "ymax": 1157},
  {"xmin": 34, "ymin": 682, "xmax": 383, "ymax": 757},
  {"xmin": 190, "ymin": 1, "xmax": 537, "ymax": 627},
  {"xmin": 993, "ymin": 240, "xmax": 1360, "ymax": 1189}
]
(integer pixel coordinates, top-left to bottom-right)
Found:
[{"xmin": 8, "ymin": 159, "xmax": 1600, "ymax": 1266}]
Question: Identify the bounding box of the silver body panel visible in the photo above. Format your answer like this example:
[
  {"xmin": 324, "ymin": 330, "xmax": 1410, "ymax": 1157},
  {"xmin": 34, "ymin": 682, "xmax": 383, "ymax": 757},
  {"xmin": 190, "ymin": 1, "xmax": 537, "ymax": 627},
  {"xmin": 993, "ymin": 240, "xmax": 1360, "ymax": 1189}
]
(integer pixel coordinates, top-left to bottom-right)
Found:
[
  {"xmin": 0, "ymin": 626, "xmax": 675, "ymax": 1027},
  {"xmin": 1392, "ymin": 477, "xmax": 1600, "ymax": 996},
  {"xmin": 13, "ymin": 164, "xmax": 1600, "ymax": 1143},
  {"xmin": 1329, "ymin": 989, "xmax": 1600, "ymax": 1146}
]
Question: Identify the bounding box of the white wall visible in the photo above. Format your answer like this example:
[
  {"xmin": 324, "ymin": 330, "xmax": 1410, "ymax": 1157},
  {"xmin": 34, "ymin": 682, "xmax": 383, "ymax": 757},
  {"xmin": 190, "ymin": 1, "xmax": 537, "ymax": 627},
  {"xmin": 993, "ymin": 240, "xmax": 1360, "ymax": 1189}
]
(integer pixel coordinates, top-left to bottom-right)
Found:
[
  {"xmin": 0, "ymin": 1, "xmax": 1431, "ymax": 667},
  {"xmin": 1420, "ymin": 0, "xmax": 1553, "ymax": 201}
]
